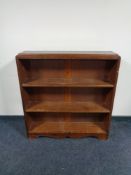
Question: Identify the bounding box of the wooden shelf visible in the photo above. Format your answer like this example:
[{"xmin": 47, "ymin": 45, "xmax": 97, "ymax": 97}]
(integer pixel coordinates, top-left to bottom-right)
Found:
[
  {"xmin": 29, "ymin": 121, "xmax": 106, "ymax": 135},
  {"xmin": 22, "ymin": 78, "xmax": 114, "ymax": 88},
  {"xmin": 26, "ymin": 101, "xmax": 110, "ymax": 113}
]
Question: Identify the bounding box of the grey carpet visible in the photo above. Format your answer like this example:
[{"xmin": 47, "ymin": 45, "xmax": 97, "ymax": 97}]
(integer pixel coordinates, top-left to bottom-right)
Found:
[{"xmin": 0, "ymin": 117, "xmax": 131, "ymax": 175}]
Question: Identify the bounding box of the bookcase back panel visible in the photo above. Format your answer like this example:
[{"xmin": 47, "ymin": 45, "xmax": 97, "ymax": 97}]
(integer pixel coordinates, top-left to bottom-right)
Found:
[
  {"xmin": 71, "ymin": 60, "xmax": 118, "ymax": 83},
  {"xmin": 28, "ymin": 113, "xmax": 107, "ymax": 122},
  {"xmin": 25, "ymin": 87, "xmax": 111, "ymax": 105},
  {"xmin": 70, "ymin": 88, "xmax": 110, "ymax": 104},
  {"xmin": 20, "ymin": 59, "xmax": 65, "ymax": 80},
  {"xmin": 25, "ymin": 88, "xmax": 65, "ymax": 101},
  {"xmin": 20, "ymin": 59, "xmax": 118, "ymax": 84}
]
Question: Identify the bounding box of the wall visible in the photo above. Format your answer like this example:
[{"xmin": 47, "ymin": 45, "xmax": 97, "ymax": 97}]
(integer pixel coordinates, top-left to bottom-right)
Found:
[{"xmin": 0, "ymin": 0, "xmax": 131, "ymax": 116}]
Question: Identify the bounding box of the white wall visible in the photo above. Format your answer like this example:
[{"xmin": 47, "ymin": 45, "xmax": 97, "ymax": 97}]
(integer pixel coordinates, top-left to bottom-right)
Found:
[{"xmin": 0, "ymin": 0, "xmax": 131, "ymax": 116}]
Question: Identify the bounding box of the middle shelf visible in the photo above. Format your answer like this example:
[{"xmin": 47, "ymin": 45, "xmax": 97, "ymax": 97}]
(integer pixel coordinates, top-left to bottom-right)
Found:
[
  {"xmin": 25, "ymin": 101, "xmax": 110, "ymax": 113},
  {"xmin": 22, "ymin": 78, "xmax": 114, "ymax": 88}
]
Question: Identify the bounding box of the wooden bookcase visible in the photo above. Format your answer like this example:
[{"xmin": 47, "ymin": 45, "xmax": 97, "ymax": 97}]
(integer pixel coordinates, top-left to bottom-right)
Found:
[{"xmin": 16, "ymin": 51, "xmax": 120, "ymax": 140}]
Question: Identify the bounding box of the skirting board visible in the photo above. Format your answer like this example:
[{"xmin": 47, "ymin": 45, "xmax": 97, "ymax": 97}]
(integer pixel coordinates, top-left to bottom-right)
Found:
[{"xmin": 0, "ymin": 115, "xmax": 131, "ymax": 120}]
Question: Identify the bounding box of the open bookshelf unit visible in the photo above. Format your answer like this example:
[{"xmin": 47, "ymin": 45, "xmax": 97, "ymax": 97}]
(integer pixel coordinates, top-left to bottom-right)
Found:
[{"xmin": 16, "ymin": 51, "xmax": 120, "ymax": 140}]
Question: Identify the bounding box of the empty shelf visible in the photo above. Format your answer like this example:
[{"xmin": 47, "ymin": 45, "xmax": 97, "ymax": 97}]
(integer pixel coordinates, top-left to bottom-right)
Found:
[
  {"xmin": 26, "ymin": 101, "xmax": 110, "ymax": 113},
  {"xmin": 29, "ymin": 121, "xmax": 106, "ymax": 135},
  {"xmin": 22, "ymin": 78, "xmax": 114, "ymax": 88}
]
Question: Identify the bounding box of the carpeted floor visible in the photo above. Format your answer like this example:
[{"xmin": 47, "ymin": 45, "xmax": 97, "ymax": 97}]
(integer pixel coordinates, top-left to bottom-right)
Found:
[{"xmin": 0, "ymin": 117, "xmax": 131, "ymax": 175}]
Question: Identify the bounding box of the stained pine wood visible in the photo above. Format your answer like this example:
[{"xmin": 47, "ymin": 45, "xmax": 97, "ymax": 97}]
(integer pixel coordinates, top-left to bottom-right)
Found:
[
  {"xmin": 27, "ymin": 113, "xmax": 108, "ymax": 139},
  {"xmin": 26, "ymin": 101, "xmax": 110, "ymax": 113},
  {"xmin": 29, "ymin": 122, "xmax": 106, "ymax": 135},
  {"xmin": 16, "ymin": 51, "xmax": 120, "ymax": 60},
  {"xmin": 22, "ymin": 78, "xmax": 114, "ymax": 88},
  {"xmin": 16, "ymin": 51, "xmax": 120, "ymax": 140}
]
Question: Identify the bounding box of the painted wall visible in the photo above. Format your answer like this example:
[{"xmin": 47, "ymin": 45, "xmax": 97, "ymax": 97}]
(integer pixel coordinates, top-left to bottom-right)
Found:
[{"xmin": 0, "ymin": 0, "xmax": 131, "ymax": 116}]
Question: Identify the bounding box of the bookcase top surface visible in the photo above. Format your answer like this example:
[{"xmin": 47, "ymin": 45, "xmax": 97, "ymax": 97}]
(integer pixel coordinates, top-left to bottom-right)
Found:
[{"xmin": 16, "ymin": 51, "xmax": 120, "ymax": 60}]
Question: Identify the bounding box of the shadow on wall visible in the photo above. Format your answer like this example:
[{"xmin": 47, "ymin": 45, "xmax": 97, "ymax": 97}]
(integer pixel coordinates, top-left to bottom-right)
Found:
[
  {"xmin": 0, "ymin": 57, "xmax": 131, "ymax": 116},
  {"xmin": 0, "ymin": 59, "xmax": 23, "ymax": 115},
  {"xmin": 112, "ymin": 58, "xmax": 131, "ymax": 115}
]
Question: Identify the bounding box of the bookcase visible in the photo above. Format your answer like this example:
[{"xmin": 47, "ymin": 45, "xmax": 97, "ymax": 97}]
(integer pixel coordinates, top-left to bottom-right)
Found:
[{"xmin": 16, "ymin": 51, "xmax": 120, "ymax": 140}]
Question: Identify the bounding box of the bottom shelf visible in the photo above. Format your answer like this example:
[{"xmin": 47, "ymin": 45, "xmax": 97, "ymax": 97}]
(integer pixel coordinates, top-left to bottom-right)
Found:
[
  {"xmin": 29, "ymin": 121, "xmax": 106, "ymax": 135},
  {"xmin": 27, "ymin": 113, "xmax": 107, "ymax": 137}
]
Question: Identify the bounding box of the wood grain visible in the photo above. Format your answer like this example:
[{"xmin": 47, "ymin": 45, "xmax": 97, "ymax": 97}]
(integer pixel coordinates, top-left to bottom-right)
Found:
[
  {"xmin": 22, "ymin": 78, "xmax": 114, "ymax": 88},
  {"xmin": 29, "ymin": 121, "xmax": 106, "ymax": 135},
  {"xmin": 16, "ymin": 51, "xmax": 120, "ymax": 60},
  {"xmin": 26, "ymin": 101, "xmax": 110, "ymax": 113}
]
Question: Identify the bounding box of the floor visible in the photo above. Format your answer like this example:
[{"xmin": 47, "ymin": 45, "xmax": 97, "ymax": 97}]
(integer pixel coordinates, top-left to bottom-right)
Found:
[{"xmin": 0, "ymin": 116, "xmax": 131, "ymax": 175}]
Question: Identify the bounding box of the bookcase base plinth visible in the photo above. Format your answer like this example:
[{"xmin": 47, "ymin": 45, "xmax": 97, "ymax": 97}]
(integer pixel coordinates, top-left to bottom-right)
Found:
[{"xmin": 28, "ymin": 133, "xmax": 108, "ymax": 140}]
